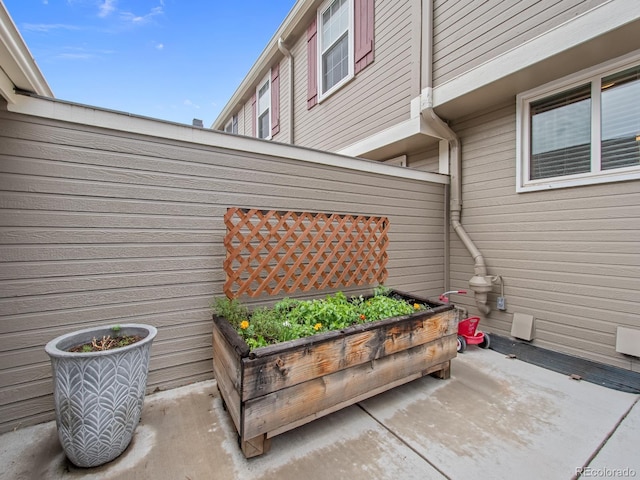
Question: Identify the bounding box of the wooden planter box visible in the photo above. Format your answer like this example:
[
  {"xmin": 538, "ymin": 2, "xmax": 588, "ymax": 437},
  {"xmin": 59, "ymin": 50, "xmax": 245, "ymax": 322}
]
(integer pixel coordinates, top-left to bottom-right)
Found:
[{"xmin": 211, "ymin": 291, "xmax": 457, "ymax": 458}]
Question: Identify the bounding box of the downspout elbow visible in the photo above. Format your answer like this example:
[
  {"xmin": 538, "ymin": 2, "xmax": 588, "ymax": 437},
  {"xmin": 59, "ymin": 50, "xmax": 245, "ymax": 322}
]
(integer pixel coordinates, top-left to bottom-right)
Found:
[{"xmin": 421, "ymin": 99, "xmax": 492, "ymax": 315}]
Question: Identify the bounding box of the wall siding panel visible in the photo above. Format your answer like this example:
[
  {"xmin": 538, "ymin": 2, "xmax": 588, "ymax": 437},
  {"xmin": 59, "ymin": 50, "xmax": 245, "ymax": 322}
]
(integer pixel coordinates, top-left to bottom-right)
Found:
[
  {"xmin": 0, "ymin": 108, "xmax": 445, "ymax": 433},
  {"xmin": 227, "ymin": 0, "xmax": 415, "ymax": 152},
  {"xmin": 433, "ymin": 0, "xmax": 608, "ymax": 84},
  {"xmin": 446, "ymin": 102, "xmax": 640, "ymax": 371}
]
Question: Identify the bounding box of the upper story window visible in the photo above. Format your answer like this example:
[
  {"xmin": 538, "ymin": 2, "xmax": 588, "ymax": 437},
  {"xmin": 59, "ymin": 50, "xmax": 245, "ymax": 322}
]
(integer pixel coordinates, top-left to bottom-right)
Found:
[
  {"xmin": 307, "ymin": 0, "xmax": 374, "ymax": 109},
  {"xmin": 517, "ymin": 54, "xmax": 640, "ymax": 192},
  {"xmin": 224, "ymin": 114, "xmax": 238, "ymax": 134},
  {"xmin": 256, "ymin": 74, "xmax": 271, "ymax": 140},
  {"xmin": 318, "ymin": 0, "xmax": 353, "ymax": 99}
]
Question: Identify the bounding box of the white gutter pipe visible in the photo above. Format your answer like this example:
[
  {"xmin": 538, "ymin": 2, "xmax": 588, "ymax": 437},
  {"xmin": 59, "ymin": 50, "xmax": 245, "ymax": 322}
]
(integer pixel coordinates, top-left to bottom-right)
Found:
[
  {"xmin": 420, "ymin": 0, "xmax": 493, "ymax": 315},
  {"xmin": 277, "ymin": 38, "xmax": 294, "ymax": 144}
]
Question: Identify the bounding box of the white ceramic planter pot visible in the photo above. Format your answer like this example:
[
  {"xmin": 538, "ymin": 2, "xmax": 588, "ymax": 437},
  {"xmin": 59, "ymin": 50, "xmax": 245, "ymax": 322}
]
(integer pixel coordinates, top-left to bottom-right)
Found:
[{"xmin": 45, "ymin": 324, "xmax": 157, "ymax": 468}]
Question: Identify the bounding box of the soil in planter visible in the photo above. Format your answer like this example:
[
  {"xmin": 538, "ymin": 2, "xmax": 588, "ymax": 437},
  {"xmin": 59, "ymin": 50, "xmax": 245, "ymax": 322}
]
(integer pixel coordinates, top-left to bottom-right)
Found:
[{"xmin": 68, "ymin": 334, "xmax": 143, "ymax": 353}]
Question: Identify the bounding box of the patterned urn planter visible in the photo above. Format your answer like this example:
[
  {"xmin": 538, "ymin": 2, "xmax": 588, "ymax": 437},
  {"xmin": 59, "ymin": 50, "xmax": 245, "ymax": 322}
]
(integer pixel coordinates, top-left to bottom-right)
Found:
[{"xmin": 45, "ymin": 324, "xmax": 157, "ymax": 468}]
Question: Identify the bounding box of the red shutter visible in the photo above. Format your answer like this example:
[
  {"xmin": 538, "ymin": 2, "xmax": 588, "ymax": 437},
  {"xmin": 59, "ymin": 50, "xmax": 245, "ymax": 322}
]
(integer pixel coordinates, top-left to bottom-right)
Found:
[
  {"xmin": 307, "ymin": 18, "xmax": 318, "ymax": 110},
  {"xmin": 251, "ymin": 93, "xmax": 256, "ymax": 137},
  {"xmin": 271, "ymin": 63, "xmax": 280, "ymax": 136},
  {"xmin": 354, "ymin": 0, "xmax": 374, "ymax": 74}
]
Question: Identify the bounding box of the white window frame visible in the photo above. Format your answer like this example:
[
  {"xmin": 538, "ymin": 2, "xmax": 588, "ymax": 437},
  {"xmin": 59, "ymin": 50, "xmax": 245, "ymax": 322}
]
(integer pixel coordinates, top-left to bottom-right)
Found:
[
  {"xmin": 256, "ymin": 72, "xmax": 271, "ymax": 140},
  {"xmin": 224, "ymin": 114, "xmax": 238, "ymax": 134},
  {"xmin": 317, "ymin": 0, "xmax": 354, "ymax": 103},
  {"xmin": 516, "ymin": 51, "xmax": 640, "ymax": 193}
]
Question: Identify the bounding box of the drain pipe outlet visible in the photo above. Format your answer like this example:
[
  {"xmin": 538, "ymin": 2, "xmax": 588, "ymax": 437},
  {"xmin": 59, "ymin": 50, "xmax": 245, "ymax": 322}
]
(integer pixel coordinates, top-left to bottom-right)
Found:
[{"xmin": 422, "ymin": 93, "xmax": 493, "ymax": 315}]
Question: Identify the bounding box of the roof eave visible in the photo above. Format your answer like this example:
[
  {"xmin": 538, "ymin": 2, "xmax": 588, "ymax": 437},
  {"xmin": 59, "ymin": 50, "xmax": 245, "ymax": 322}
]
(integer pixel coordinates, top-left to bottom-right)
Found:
[
  {"xmin": 211, "ymin": 0, "xmax": 315, "ymax": 130},
  {"xmin": 0, "ymin": 2, "xmax": 53, "ymax": 102}
]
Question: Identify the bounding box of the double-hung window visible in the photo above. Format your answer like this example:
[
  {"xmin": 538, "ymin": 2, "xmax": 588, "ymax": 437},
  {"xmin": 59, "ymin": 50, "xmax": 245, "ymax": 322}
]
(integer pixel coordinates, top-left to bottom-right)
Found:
[
  {"xmin": 318, "ymin": 0, "xmax": 354, "ymax": 100},
  {"xmin": 256, "ymin": 74, "xmax": 271, "ymax": 140},
  {"xmin": 517, "ymin": 55, "xmax": 640, "ymax": 192},
  {"xmin": 224, "ymin": 114, "xmax": 238, "ymax": 134}
]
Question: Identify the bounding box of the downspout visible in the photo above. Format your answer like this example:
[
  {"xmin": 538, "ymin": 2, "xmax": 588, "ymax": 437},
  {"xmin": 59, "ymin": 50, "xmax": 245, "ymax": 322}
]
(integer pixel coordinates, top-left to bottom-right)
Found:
[
  {"xmin": 278, "ymin": 38, "xmax": 294, "ymax": 144},
  {"xmin": 420, "ymin": 0, "xmax": 493, "ymax": 315}
]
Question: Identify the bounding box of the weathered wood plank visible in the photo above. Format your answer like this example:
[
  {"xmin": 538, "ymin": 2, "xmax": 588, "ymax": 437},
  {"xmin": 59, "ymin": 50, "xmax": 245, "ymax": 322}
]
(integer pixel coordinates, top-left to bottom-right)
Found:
[
  {"xmin": 241, "ymin": 310, "xmax": 456, "ymax": 400},
  {"xmin": 267, "ymin": 360, "xmax": 451, "ymax": 439},
  {"xmin": 242, "ymin": 335, "xmax": 456, "ymax": 440},
  {"xmin": 240, "ymin": 434, "xmax": 271, "ymax": 458},
  {"xmin": 212, "ymin": 326, "xmax": 242, "ymax": 434}
]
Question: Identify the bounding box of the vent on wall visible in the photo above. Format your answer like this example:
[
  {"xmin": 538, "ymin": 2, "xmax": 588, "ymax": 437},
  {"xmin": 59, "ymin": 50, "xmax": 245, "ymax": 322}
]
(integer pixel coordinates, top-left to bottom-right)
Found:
[
  {"xmin": 511, "ymin": 312, "xmax": 535, "ymax": 341},
  {"xmin": 616, "ymin": 326, "xmax": 640, "ymax": 357}
]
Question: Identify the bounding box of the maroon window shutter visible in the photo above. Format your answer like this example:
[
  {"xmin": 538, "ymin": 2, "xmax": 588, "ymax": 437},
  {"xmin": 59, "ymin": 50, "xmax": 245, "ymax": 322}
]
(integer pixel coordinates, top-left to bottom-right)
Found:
[
  {"xmin": 251, "ymin": 93, "xmax": 256, "ymax": 137},
  {"xmin": 271, "ymin": 63, "xmax": 280, "ymax": 136},
  {"xmin": 307, "ymin": 18, "xmax": 318, "ymax": 110},
  {"xmin": 354, "ymin": 0, "xmax": 374, "ymax": 74}
]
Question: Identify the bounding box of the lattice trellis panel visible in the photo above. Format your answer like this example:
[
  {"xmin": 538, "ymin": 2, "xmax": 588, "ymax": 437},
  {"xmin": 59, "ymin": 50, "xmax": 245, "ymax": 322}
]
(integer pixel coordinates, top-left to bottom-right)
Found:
[{"xmin": 223, "ymin": 208, "xmax": 389, "ymax": 298}]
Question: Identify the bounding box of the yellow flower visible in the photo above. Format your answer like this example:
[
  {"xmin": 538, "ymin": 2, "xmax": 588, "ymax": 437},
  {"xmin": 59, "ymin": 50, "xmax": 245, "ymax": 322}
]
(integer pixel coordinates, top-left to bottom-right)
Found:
[
  {"xmin": 413, "ymin": 303, "xmax": 421, "ymax": 310},
  {"xmin": 313, "ymin": 323, "xmax": 322, "ymax": 331},
  {"xmin": 240, "ymin": 320, "xmax": 249, "ymax": 330}
]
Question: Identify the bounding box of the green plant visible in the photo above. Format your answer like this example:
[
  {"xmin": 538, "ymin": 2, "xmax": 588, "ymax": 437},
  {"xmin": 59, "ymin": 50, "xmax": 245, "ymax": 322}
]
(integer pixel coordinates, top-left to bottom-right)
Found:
[
  {"xmin": 212, "ymin": 287, "xmax": 430, "ymax": 350},
  {"xmin": 212, "ymin": 297, "xmax": 249, "ymax": 328},
  {"xmin": 373, "ymin": 284, "xmax": 392, "ymax": 297}
]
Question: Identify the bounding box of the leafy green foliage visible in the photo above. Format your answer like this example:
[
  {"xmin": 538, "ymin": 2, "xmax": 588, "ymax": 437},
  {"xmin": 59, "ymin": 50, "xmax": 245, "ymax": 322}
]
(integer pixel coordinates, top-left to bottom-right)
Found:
[
  {"xmin": 212, "ymin": 287, "xmax": 430, "ymax": 350},
  {"xmin": 373, "ymin": 284, "xmax": 392, "ymax": 297},
  {"xmin": 212, "ymin": 297, "xmax": 249, "ymax": 328}
]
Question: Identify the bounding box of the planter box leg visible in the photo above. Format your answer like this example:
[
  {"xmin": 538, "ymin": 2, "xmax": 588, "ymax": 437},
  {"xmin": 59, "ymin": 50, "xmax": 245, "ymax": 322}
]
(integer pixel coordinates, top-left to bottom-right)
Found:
[
  {"xmin": 430, "ymin": 360, "xmax": 451, "ymax": 380},
  {"xmin": 240, "ymin": 434, "xmax": 271, "ymax": 458}
]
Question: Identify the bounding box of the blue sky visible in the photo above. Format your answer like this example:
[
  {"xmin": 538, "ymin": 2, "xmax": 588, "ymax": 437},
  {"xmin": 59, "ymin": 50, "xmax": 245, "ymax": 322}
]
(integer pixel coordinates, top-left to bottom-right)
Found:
[{"xmin": 4, "ymin": 0, "xmax": 297, "ymax": 126}]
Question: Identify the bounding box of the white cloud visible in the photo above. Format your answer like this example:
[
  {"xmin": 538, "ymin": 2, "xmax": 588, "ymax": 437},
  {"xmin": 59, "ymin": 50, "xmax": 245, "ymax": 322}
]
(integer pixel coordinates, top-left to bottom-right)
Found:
[
  {"xmin": 98, "ymin": 0, "xmax": 117, "ymax": 18},
  {"xmin": 54, "ymin": 47, "xmax": 114, "ymax": 61},
  {"xmin": 184, "ymin": 100, "xmax": 201, "ymax": 109},
  {"xmin": 56, "ymin": 52, "xmax": 95, "ymax": 60},
  {"xmin": 155, "ymin": 43, "xmax": 164, "ymax": 50},
  {"xmin": 22, "ymin": 23, "xmax": 82, "ymax": 32},
  {"xmin": 119, "ymin": 5, "xmax": 163, "ymax": 25}
]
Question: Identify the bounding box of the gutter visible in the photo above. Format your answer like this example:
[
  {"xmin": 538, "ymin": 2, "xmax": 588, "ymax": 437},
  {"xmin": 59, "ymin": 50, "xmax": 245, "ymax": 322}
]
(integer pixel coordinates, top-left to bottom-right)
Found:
[
  {"xmin": 420, "ymin": 0, "xmax": 494, "ymax": 315},
  {"xmin": 277, "ymin": 38, "xmax": 294, "ymax": 144}
]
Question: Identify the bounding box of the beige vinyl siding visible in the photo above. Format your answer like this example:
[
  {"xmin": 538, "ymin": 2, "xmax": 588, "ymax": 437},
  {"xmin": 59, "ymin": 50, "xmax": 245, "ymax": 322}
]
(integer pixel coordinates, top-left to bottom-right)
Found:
[
  {"xmin": 448, "ymin": 102, "xmax": 640, "ymax": 371},
  {"xmin": 292, "ymin": 0, "xmax": 414, "ymax": 151},
  {"xmin": 0, "ymin": 107, "xmax": 445, "ymax": 433},
  {"xmin": 433, "ymin": 0, "xmax": 608, "ymax": 85},
  {"xmin": 230, "ymin": 55, "xmax": 290, "ymax": 141},
  {"xmin": 242, "ymin": 99, "xmax": 252, "ymax": 136},
  {"xmin": 237, "ymin": 106, "xmax": 246, "ymax": 136},
  {"xmin": 272, "ymin": 55, "xmax": 291, "ymax": 143},
  {"xmin": 408, "ymin": 144, "xmax": 440, "ymax": 173}
]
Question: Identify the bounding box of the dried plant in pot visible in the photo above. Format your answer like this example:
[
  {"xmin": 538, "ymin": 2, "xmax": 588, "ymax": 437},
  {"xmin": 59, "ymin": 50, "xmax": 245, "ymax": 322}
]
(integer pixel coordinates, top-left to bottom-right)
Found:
[{"xmin": 45, "ymin": 323, "xmax": 157, "ymax": 468}]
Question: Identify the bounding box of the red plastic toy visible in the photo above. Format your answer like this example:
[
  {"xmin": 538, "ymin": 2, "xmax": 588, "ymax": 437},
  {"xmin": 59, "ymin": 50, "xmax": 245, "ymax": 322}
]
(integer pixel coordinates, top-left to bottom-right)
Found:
[{"xmin": 439, "ymin": 290, "xmax": 491, "ymax": 353}]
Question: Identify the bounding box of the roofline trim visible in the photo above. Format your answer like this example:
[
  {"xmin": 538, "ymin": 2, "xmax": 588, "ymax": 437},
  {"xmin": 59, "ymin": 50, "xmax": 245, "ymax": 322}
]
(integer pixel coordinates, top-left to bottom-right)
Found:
[
  {"xmin": 9, "ymin": 93, "xmax": 449, "ymax": 185},
  {"xmin": 0, "ymin": 2, "xmax": 53, "ymax": 100},
  {"xmin": 211, "ymin": 0, "xmax": 314, "ymax": 130}
]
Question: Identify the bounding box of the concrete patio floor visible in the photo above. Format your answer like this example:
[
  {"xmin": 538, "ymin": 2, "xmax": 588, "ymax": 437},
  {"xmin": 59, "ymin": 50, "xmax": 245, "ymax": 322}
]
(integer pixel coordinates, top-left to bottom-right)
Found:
[{"xmin": 2, "ymin": 348, "xmax": 638, "ymax": 480}]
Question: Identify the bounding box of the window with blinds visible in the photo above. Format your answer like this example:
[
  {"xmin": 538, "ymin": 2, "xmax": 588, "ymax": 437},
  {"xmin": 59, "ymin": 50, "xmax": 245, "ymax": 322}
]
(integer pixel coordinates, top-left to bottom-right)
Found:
[
  {"xmin": 519, "ymin": 59, "xmax": 640, "ymax": 191},
  {"xmin": 601, "ymin": 66, "xmax": 640, "ymax": 170},
  {"xmin": 530, "ymin": 85, "xmax": 592, "ymax": 180}
]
